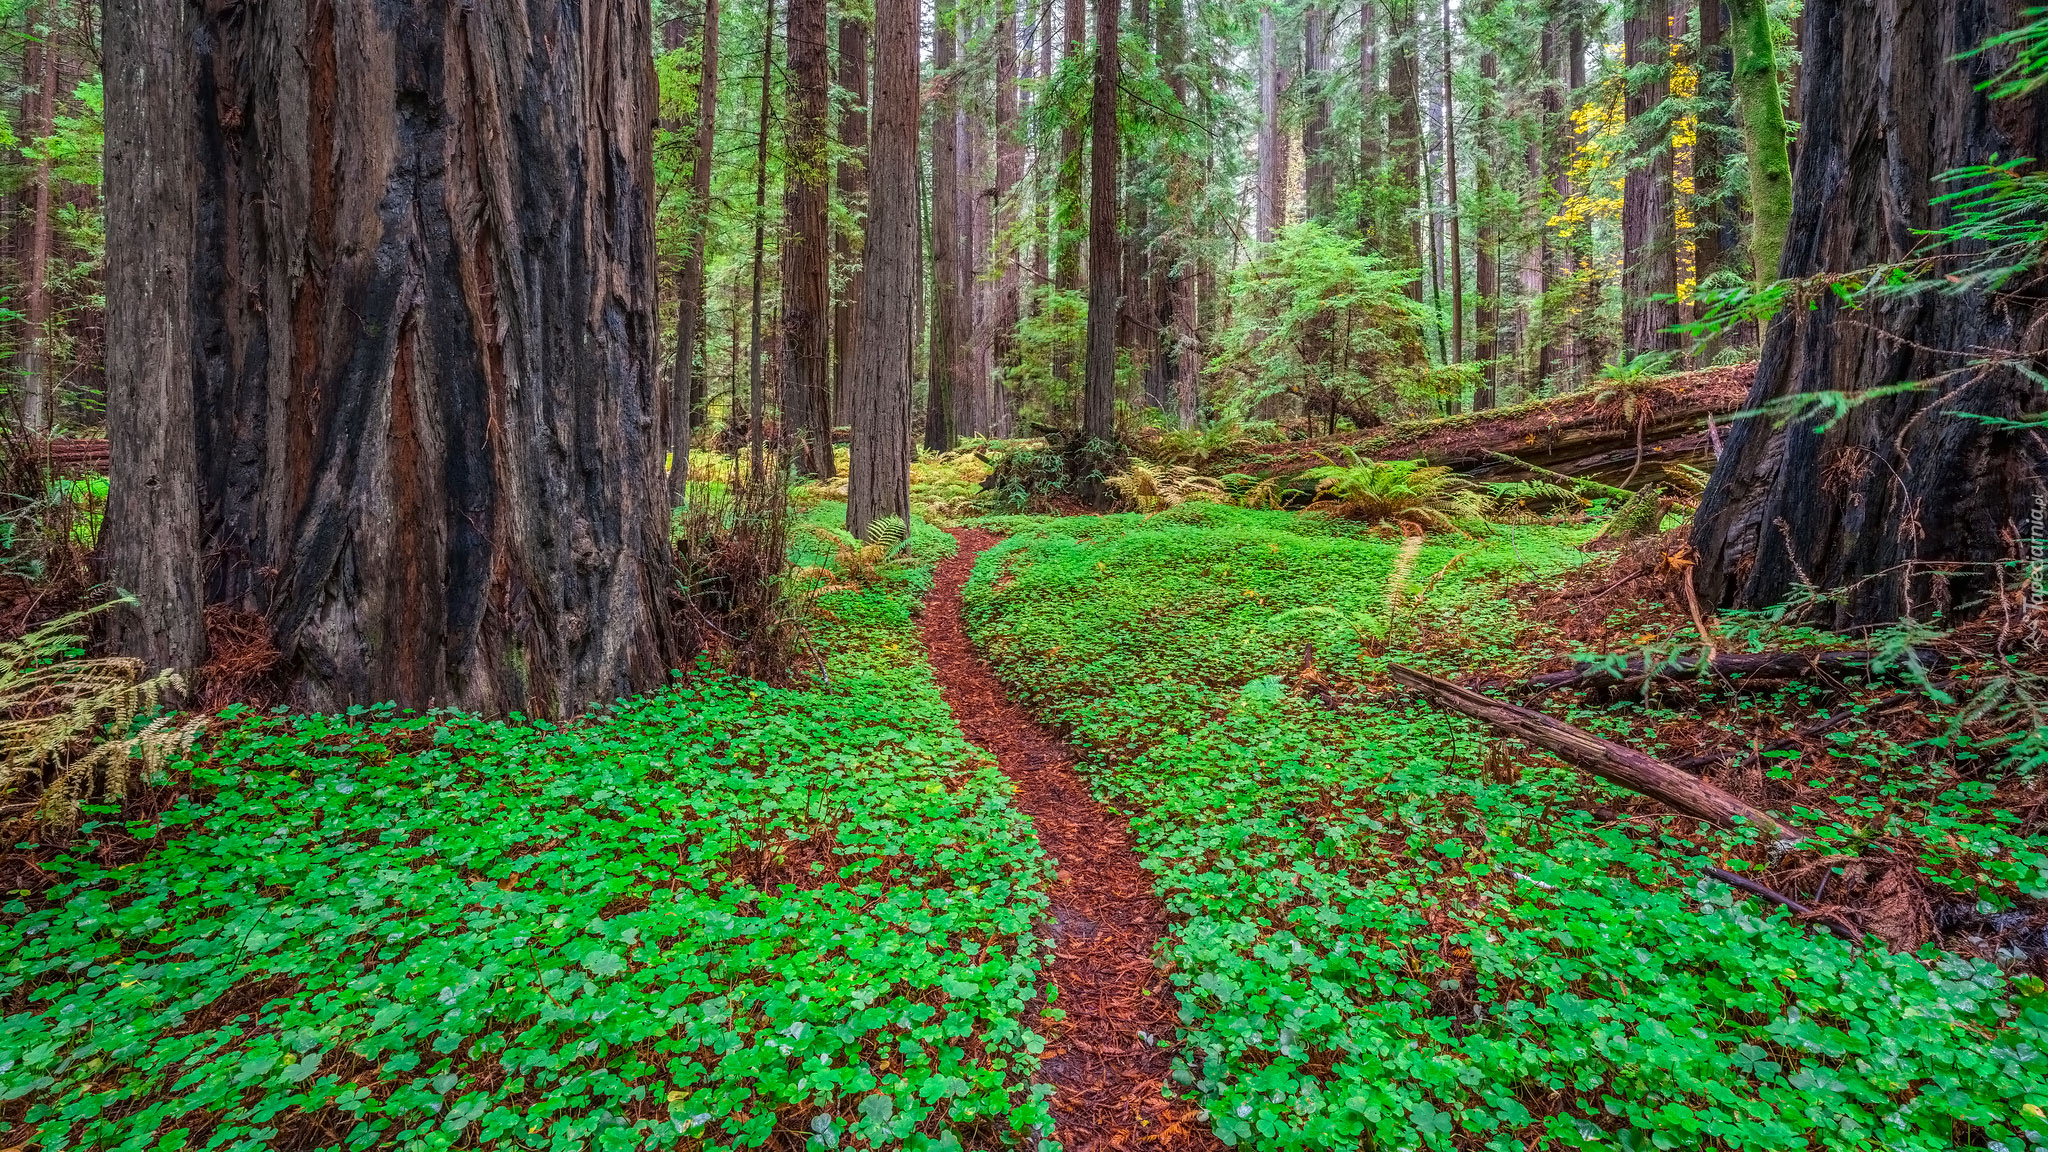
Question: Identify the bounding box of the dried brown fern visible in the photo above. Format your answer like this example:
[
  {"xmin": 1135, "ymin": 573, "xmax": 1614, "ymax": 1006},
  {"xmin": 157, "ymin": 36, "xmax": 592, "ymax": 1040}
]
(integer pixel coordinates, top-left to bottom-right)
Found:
[{"xmin": 0, "ymin": 602, "xmax": 207, "ymax": 834}]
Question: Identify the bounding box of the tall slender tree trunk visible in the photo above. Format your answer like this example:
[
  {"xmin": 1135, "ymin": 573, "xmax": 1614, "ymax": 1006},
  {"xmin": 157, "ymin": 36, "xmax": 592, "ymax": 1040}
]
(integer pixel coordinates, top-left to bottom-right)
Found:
[
  {"xmin": 1162, "ymin": 0, "xmax": 1201, "ymax": 428},
  {"xmin": 847, "ymin": 0, "xmax": 920, "ymax": 537},
  {"xmin": 1623, "ymin": 0, "xmax": 1680, "ymax": 356},
  {"xmin": 1692, "ymin": 0, "xmax": 2048, "ymax": 626},
  {"xmin": 1257, "ymin": 8, "xmax": 1280, "ymax": 242},
  {"xmin": 829, "ymin": 14, "xmax": 868, "ymax": 477},
  {"xmin": 1358, "ymin": 0, "xmax": 1380, "ymax": 243},
  {"xmin": 1388, "ymin": 0, "xmax": 1423, "ymax": 296},
  {"xmin": 1473, "ymin": 46, "xmax": 1498, "ymax": 409},
  {"xmin": 746, "ymin": 0, "xmax": 778, "ymax": 479},
  {"xmin": 1533, "ymin": 20, "xmax": 1563, "ymax": 386},
  {"xmin": 1082, "ymin": 0, "xmax": 1121, "ymax": 446},
  {"xmin": 1032, "ymin": 0, "xmax": 1053, "ymax": 295},
  {"xmin": 926, "ymin": 0, "xmax": 963, "ymax": 451},
  {"xmin": 113, "ymin": 0, "xmax": 677, "ymax": 714},
  {"xmin": 104, "ymin": 0, "xmax": 203, "ymax": 674},
  {"xmin": 994, "ymin": 0, "xmax": 1023, "ymax": 431},
  {"xmin": 963, "ymin": 77, "xmax": 993, "ymax": 436},
  {"xmin": 1303, "ymin": 7, "xmax": 1333, "ymax": 219},
  {"xmin": 20, "ymin": 15, "xmax": 58, "ymax": 432},
  {"xmin": 782, "ymin": 0, "xmax": 830, "ymax": 476},
  {"xmin": 1725, "ymin": 0, "xmax": 1792, "ymax": 284},
  {"xmin": 1052, "ymin": 0, "xmax": 1085, "ymax": 390},
  {"xmin": 672, "ymin": 0, "xmax": 721, "ymax": 501},
  {"xmin": 1440, "ymin": 0, "xmax": 1462, "ymax": 373}
]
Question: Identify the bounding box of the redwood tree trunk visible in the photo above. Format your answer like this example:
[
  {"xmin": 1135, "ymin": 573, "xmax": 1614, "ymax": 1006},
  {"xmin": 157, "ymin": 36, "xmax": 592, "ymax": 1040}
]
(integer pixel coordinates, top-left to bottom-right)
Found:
[
  {"xmin": 1082, "ymin": 0, "xmax": 1120, "ymax": 444},
  {"xmin": 830, "ymin": 11, "xmax": 868, "ymax": 473},
  {"xmin": 846, "ymin": 0, "xmax": 920, "ymax": 538},
  {"xmin": 672, "ymin": 0, "xmax": 721, "ymax": 500},
  {"xmin": 1256, "ymin": 7, "xmax": 1280, "ymax": 242},
  {"xmin": 1303, "ymin": 7, "xmax": 1333, "ymax": 220},
  {"xmin": 1622, "ymin": 0, "xmax": 1680, "ymax": 356},
  {"xmin": 103, "ymin": 0, "xmax": 203, "ymax": 675},
  {"xmin": 926, "ymin": 0, "xmax": 963, "ymax": 452},
  {"xmin": 20, "ymin": 20, "xmax": 57, "ymax": 432},
  {"xmin": 147, "ymin": 0, "xmax": 678, "ymax": 715},
  {"xmin": 782, "ymin": 0, "xmax": 831, "ymax": 475},
  {"xmin": 1387, "ymin": 0, "xmax": 1423, "ymax": 295},
  {"xmin": 994, "ymin": 0, "xmax": 1023, "ymax": 428},
  {"xmin": 1690, "ymin": 0, "xmax": 2048, "ymax": 627}
]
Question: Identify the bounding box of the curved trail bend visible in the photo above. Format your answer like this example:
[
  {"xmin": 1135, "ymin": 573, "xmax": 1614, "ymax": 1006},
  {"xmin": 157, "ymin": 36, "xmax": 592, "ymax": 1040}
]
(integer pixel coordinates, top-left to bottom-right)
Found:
[{"xmin": 920, "ymin": 528, "xmax": 1221, "ymax": 1152}]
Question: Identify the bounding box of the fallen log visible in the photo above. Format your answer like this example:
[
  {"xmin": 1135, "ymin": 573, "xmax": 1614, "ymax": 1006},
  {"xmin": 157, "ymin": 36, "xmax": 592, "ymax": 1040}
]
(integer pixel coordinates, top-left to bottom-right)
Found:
[
  {"xmin": 1386, "ymin": 662, "xmax": 1798, "ymax": 843},
  {"xmin": 1525, "ymin": 648, "xmax": 1942, "ymax": 693}
]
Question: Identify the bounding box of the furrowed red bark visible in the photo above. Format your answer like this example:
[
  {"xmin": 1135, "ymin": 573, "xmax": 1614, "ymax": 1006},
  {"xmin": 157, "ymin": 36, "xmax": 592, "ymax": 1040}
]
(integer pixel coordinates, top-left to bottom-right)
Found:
[
  {"xmin": 103, "ymin": 0, "xmax": 203, "ymax": 675},
  {"xmin": 152, "ymin": 0, "xmax": 680, "ymax": 716},
  {"xmin": 846, "ymin": 0, "xmax": 919, "ymax": 539},
  {"xmin": 1691, "ymin": 0, "xmax": 2048, "ymax": 628},
  {"xmin": 782, "ymin": 0, "xmax": 832, "ymax": 476},
  {"xmin": 994, "ymin": 0, "xmax": 1023, "ymax": 428},
  {"xmin": 1387, "ymin": 0, "xmax": 1423, "ymax": 295},
  {"xmin": 746, "ymin": 0, "xmax": 777, "ymax": 480}
]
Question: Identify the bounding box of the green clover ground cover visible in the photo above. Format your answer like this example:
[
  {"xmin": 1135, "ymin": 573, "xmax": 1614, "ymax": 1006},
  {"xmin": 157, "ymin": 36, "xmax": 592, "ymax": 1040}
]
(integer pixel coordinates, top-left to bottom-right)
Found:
[
  {"xmin": 961, "ymin": 504, "xmax": 2048, "ymax": 1152},
  {"xmin": 2, "ymin": 511, "xmax": 1056, "ymax": 1151}
]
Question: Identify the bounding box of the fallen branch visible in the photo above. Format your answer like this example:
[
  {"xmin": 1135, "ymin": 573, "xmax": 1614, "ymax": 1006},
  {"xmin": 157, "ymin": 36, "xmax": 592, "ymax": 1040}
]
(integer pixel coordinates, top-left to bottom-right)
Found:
[
  {"xmin": 1524, "ymin": 648, "xmax": 1941, "ymax": 693},
  {"xmin": 1386, "ymin": 662, "xmax": 1798, "ymax": 843},
  {"xmin": 1701, "ymin": 865, "xmax": 1860, "ymax": 943}
]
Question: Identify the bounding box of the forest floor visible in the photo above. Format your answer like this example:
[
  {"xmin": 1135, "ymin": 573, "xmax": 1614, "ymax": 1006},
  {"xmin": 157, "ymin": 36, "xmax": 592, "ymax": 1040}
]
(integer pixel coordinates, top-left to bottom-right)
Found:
[{"xmin": 4, "ymin": 495, "xmax": 2047, "ymax": 1151}]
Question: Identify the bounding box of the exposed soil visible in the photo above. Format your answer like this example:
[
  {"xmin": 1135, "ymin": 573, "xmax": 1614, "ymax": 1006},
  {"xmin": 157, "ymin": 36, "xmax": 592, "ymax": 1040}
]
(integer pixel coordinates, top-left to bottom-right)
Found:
[{"xmin": 921, "ymin": 528, "xmax": 1220, "ymax": 1152}]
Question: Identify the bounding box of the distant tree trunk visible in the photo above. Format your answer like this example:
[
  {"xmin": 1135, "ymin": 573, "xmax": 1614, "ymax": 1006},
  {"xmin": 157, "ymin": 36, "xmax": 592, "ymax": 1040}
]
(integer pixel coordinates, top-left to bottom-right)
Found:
[
  {"xmin": 1082, "ymin": 0, "xmax": 1120, "ymax": 445},
  {"xmin": 1725, "ymin": 0, "xmax": 1792, "ymax": 284},
  {"xmin": 746, "ymin": 0, "xmax": 778, "ymax": 479},
  {"xmin": 926, "ymin": 0, "xmax": 963, "ymax": 452},
  {"xmin": 782, "ymin": 0, "xmax": 830, "ymax": 476},
  {"xmin": 1623, "ymin": 0, "xmax": 1680, "ymax": 357},
  {"xmin": 1474, "ymin": 46, "xmax": 1498, "ymax": 409},
  {"xmin": 1303, "ymin": 7, "xmax": 1333, "ymax": 220},
  {"xmin": 1162, "ymin": 0, "xmax": 1201, "ymax": 428},
  {"xmin": 104, "ymin": 0, "xmax": 203, "ymax": 674},
  {"xmin": 1387, "ymin": 0, "xmax": 1423, "ymax": 296},
  {"xmin": 1440, "ymin": 0, "xmax": 1462, "ymax": 370},
  {"xmin": 847, "ymin": 0, "xmax": 919, "ymax": 538},
  {"xmin": 20, "ymin": 20, "xmax": 57, "ymax": 432},
  {"xmin": 1052, "ymin": 0, "xmax": 1085, "ymax": 391},
  {"xmin": 963, "ymin": 80, "xmax": 993, "ymax": 437},
  {"xmin": 1033, "ymin": 0, "xmax": 1053, "ymax": 295},
  {"xmin": 1357, "ymin": 0, "xmax": 1380, "ymax": 243},
  {"xmin": 829, "ymin": 13, "xmax": 868, "ymax": 477},
  {"xmin": 994, "ymin": 0, "xmax": 1023, "ymax": 428},
  {"xmin": 1691, "ymin": 0, "xmax": 2048, "ymax": 627},
  {"xmin": 1257, "ymin": 7, "xmax": 1280, "ymax": 242},
  {"xmin": 673, "ymin": 0, "xmax": 721, "ymax": 501},
  {"xmin": 1127, "ymin": 0, "xmax": 1160, "ymax": 410},
  {"xmin": 1533, "ymin": 20, "xmax": 1564, "ymax": 385},
  {"xmin": 123, "ymin": 0, "xmax": 676, "ymax": 715}
]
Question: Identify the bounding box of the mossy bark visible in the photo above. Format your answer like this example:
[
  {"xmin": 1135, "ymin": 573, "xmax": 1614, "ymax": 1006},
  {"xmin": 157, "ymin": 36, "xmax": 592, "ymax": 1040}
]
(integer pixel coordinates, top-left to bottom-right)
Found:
[{"xmin": 1725, "ymin": 0, "xmax": 1792, "ymax": 284}]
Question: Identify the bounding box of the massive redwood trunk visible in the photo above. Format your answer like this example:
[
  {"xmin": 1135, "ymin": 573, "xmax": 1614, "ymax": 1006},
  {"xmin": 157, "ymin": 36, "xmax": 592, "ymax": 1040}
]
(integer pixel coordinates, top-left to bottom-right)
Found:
[
  {"xmin": 1691, "ymin": 0, "xmax": 2048, "ymax": 628},
  {"xmin": 926, "ymin": 0, "xmax": 964, "ymax": 452},
  {"xmin": 830, "ymin": 11, "xmax": 868, "ymax": 472},
  {"xmin": 110, "ymin": 0, "xmax": 677, "ymax": 716},
  {"xmin": 1386, "ymin": 0, "xmax": 1423, "ymax": 295},
  {"xmin": 672, "ymin": 0, "xmax": 721, "ymax": 499}
]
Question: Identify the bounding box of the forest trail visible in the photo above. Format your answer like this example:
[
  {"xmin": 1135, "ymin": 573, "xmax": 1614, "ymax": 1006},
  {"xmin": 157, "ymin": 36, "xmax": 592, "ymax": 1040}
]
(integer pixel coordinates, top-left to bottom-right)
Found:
[{"xmin": 922, "ymin": 529, "xmax": 1220, "ymax": 1152}]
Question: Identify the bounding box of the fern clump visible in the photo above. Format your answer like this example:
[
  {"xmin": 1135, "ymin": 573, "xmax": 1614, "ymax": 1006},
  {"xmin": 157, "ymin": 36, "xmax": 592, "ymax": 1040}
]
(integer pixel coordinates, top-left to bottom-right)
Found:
[
  {"xmin": 1297, "ymin": 451, "xmax": 1488, "ymax": 532},
  {"xmin": 800, "ymin": 516, "xmax": 912, "ymax": 587},
  {"xmin": 1105, "ymin": 462, "xmax": 1227, "ymax": 514},
  {"xmin": 0, "ymin": 603, "xmax": 205, "ymax": 833}
]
